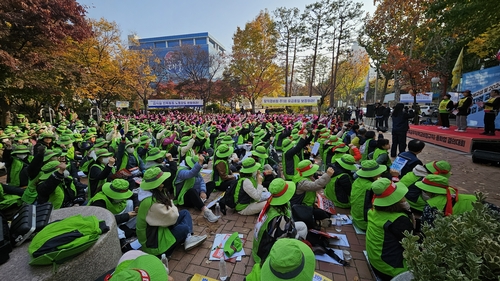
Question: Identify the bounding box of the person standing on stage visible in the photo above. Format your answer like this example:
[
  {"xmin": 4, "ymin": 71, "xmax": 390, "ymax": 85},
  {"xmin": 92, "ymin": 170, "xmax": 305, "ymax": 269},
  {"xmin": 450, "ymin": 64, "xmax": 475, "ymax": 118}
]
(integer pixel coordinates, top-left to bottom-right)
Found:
[
  {"xmin": 437, "ymin": 94, "xmax": 454, "ymax": 130},
  {"xmin": 479, "ymin": 89, "xmax": 500, "ymax": 136},
  {"xmin": 455, "ymin": 90, "xmax": 472, "ymax": 132}
]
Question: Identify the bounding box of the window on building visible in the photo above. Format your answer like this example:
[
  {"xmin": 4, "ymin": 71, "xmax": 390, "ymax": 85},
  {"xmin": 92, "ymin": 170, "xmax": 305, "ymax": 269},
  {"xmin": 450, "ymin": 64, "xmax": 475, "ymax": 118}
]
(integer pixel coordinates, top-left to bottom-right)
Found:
[
  {"xmin": 154, "ymin": 41, "xmax": 165, "ymax": 48},
  {"xmin": 168, "ymin": 40, "xmax": 180, "ymax": 48},
  {"xmin": 181, "ymin": 39, "xmax": 194, "ymax": 45},
  {"xmin": 195, "ymin": 38, "xmax": 207, "ymax": 45}
]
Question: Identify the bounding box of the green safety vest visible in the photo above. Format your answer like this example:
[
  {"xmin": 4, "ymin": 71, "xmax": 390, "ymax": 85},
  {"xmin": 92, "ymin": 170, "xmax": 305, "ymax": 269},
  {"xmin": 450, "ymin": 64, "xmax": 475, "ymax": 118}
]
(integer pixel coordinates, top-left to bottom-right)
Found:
[
  {"xmin": 283, "ymin": 152, "xmax": 299, "ymax": 181},
  {"xmin": 120, "ymin": 150, "xmax": 141, "ymax": 170},
  {"xmin": 136, "ymin": 196, "xmax": 176, "ymax": 255},
  {"xmin": 46, "ymin": 177, "xmax": 77, "ymax": 210},
  {"xmin": 324, "ymin": 173, "xmax": 351, "ymax": 208},
  {"xmin": 9, "ymin": 158, "xmax": 27, "ymax": 187},
  {"xmin": 439, "ymin": 99, "xmax": 452, "ymax": 113},
  {"xmin": 235, "ymin": 177, "xmax": 257, "ymax": 212},
  {"xmin": 426, "ymin": 194, "xmax": 476, "ymax": 215},
  {"xmin": 361, "ymin": 139, "xmax": 375, "ymax": 161},
  {"xmin": 87, "ymin": 192, "xmax": 127, "ymax": 214},
  {"xmin": 366, "ymin": 210, "xmax": 409, "ymax": 277},
  {"xmin": 22, "ymin": 176, "xmax": 40, "ymax": 204},
  {"xmin": 212, "ymin": 160, "xmax": 229, "ymax": 187},
  {"xmin": 292, "ymin": 176, "xmax": 317, "ymax": 207},
  {"xmin": 252, "ymin": 206, "xmax": 289, "ymax": 265},
  {"xmin": 350, "ymin": 177, "xmax": 373, "ymax": 231},
  {"xmin": 172, "ymin": 166, "xmax": 196, "ymax": 206},
  {"xmin": 89, "ymin": 163, "xmax": 108, "ymax": 199},
  {"xmin": 373, "ymin": 148, "xmax": 392, "ymax": 167}
]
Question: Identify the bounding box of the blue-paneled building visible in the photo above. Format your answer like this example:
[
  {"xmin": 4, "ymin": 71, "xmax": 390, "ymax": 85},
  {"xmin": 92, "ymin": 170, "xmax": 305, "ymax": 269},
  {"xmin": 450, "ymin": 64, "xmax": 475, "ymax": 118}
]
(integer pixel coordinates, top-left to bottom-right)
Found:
[{"xmin": 129, "ymin": 32, "xmax": 225, "ymax": 61}]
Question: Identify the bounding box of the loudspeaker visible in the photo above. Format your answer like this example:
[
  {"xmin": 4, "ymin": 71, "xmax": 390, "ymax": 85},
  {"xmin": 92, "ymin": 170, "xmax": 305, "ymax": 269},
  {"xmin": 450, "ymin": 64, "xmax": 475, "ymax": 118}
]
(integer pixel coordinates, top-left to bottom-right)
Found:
[
  {"xmin": 366, "ymin": 104, "xmax": 375, "ymax": 118},
  {"xmin": 472, "ymin": 149, "xmax": 500, "ymax": 166}
]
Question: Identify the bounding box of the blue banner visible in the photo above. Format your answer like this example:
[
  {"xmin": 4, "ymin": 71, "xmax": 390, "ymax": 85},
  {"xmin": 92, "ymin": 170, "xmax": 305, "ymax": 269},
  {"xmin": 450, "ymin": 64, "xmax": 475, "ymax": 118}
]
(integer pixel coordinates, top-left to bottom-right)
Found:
[{"xmin": 461, "ymin": 65, "xmax": 500, "ymax": 128}]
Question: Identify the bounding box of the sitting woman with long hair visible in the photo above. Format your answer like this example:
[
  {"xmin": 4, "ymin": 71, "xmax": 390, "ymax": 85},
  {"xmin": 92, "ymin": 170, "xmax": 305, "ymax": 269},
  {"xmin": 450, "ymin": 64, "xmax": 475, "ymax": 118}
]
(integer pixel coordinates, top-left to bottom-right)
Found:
[{"xmin": 136, "ymin": 167, "xmax": 207, "ymax": 257}]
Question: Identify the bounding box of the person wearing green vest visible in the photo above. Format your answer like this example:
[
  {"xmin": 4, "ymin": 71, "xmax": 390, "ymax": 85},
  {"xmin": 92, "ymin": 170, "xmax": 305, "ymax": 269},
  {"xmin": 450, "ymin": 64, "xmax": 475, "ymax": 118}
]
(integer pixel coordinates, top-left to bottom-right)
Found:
[
  {"xmin": 211, "ymin": 144, "xmax": 237, "ymax": 192},
  {"xmin": 88, "ymin": 178, "xmax": 137, "ymax": 250},
  {"xmin": 324, "ymin": 154, "xmax": 358, "ymax": 209},
  {"xmin": 284, "ymin": 129, "xmax": 312, "ymax": 180},
  {"xmin": 418, "ymin": 174, "xmax": 477, "ymax": 226},
  {"xmin": 173, "ymin": 155, "xmax": 220, "ymax": 223},
  {"xmin": 252, "ymin": 178, "xmax": 308, "ymax": 265},
  {"xmin": 136, "ymin": 135, "xmax": 151, "ymax": 161},
  {"xmin": 137, "ymin": 167, "xmax": 207, "ymax": 256},
  {"xmin": 322, "ymin": 135, "xmax": 341, "ymax": 165},
  {"xmin": 324, "ymin": 142, "xmax": 350, "ymax": 166},
  {"xmin": 89, "ymin": 148, "xmax": 115, "ymax": 198},
  {"xmin": 366, "ymin": 178, "xmax": 414, "ymax": 280},
  {"xmin": 370, "ymin": 138, "xmax": 392, "ymax": 176},
  {"xmin": 350, "ymin": 160, "xmax": 387, "ymax": 231},
  {"xmin": 360, "ymin": 131, "xmax": 377, "ymax": 161},
  {"xmin": 251, "ymin": 145, "xmax": 269, "ymax": 169},
  {"xmin": 402, "ymin": 160, "xmax": 451, "ymax": 216},
  {"xmin": 290, "ymin": 160, "xmax": 333, "ymax": 208},
  {"xmin": 116, "ymin": 137, "xmax": 145, "ymax": 179},
  {"xmin": 437, "ymin": 94, "xmax": 454, "ymax": 130},
  {"xmin": 36, "ymin": 161, "xmax": 85, "ymax": 209},
  {"xmin": 5, "ymin": 144, "xmax": 31, "ymax": 187},
  {"xmin": 281, "ymin": 138, "xmax": 297, "ymax": 180},
  {"xmin": 178, "ymin": 135, "xmax": 195, "ymax": 164},
  {"xmin": 234, "ymin": 158, "xmax": 268, "ymax": 215}
]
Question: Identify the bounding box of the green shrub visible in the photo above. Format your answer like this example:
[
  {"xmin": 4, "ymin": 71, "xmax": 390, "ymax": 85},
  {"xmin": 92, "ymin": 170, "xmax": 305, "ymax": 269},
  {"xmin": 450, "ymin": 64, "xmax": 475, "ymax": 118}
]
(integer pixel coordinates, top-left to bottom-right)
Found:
[{"xmin": 402, "ymin": 193, "xmax": 500, "ymax": 281}]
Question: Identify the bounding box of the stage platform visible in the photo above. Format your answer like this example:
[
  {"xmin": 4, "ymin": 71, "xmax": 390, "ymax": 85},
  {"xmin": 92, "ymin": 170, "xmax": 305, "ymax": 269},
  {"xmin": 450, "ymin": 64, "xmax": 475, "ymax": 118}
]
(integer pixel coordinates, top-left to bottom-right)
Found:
[{"xmin": 407, "ymin": 125, "xmax": 500, "ymax": 153}]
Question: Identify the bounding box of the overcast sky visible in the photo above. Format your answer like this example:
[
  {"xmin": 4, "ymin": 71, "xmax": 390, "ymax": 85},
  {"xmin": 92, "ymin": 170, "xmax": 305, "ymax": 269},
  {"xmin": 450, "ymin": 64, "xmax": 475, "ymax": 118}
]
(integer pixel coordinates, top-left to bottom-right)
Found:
[{"xmin": 77, "ymin": 0, "xmax": 376, "ymax": 50}]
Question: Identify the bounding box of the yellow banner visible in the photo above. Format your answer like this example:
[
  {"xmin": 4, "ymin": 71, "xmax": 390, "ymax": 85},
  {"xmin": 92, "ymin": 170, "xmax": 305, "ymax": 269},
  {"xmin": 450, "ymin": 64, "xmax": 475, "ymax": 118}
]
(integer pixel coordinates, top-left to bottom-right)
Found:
[{"xmin": 262, "ymin": 96, "xmax": 320, "ymax": 107}]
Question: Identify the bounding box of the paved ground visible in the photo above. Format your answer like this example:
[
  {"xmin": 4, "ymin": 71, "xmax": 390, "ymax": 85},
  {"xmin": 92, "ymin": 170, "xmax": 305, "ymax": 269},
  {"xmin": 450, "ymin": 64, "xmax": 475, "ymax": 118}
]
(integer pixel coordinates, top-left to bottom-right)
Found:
[{"xmin": 2, "ymin": 131, "xmax": 498, "ymax": 281}]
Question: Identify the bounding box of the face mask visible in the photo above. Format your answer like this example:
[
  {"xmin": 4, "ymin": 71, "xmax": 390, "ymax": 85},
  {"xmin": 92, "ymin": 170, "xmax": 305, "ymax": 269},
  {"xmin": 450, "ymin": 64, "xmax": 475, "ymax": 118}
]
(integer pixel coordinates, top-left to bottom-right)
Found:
[
  {"xmin": 67, "ymin": 143, "xmax": 73, "ymax": 148},
  {"xmin": 252, "ymin": 171, "xmax": 258, "ymax": 178},
  {"xmin": 63, "ymin": 170, "xmax": 70, "ymax": 178},
  {"xmin": 102, "ymin": 157, "xmax": 110, "ymax": 165},
  {"xmin": 16, "ymin": 154, "xmax": 28, "ymax": 159},
  {"xmin": 421, "ymin": 191, "xmax": 431, "ymax": 201},
  {"xmin": 127, "ymin": 147, "xmax": 135, "ymax": 154},
  {"xmin": 23, "ymin": 139, "xmax": 29, "ymax": 144}
]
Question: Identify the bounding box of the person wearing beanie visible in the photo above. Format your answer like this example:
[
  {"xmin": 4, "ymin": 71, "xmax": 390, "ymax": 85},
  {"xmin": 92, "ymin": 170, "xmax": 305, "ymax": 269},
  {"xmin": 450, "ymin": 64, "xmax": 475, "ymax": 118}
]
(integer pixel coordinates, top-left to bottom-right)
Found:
[
  {"xmin": 418, "ymin": 174, "xmax": 477, "ymax": 226},
  {"xmin": 437, "ymin": 93, "xmax": 454, "ymax": 130},
  {"xmin": 233, "ymin": 158, "xmax": 268, "ymax": 215},
  {"xmin": 173, "ymin": 155, "xmax": 220, "ymax": 223},
  {"xmin": 36, "ymin": 160, "xmax": 85, "ymax": 209},
  {"xmin": 366, "ymin": 178, "xmax": 414, "ymax": 280},
  {"xmin": 401, "ymin": 160, "xmax": 451, "ymax": 216},
  {"xmin": 396, "ymin": 139, "xmax": 425, "ymax": 178},
  {"xmin": 137, "ymin": 167, "xmax": 207, "ymax": 256},
  {"xmin": 324, "ymin": 154, "xmax": 358, "ymax": 209},
  {"xmin": 252, "ymin": 178, "xmax": 307, "ymax": 265},
  {"xmin": 350, "ymin": 160, "xmax": 388, "ymax": 231}
]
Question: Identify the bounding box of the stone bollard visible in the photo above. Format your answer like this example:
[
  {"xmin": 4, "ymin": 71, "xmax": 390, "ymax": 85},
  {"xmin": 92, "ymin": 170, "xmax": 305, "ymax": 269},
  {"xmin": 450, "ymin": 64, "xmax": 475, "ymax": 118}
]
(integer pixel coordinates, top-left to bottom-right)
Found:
[{"xmin": 0, "ymin": 206, "xmax": 122, "ymax": 281}]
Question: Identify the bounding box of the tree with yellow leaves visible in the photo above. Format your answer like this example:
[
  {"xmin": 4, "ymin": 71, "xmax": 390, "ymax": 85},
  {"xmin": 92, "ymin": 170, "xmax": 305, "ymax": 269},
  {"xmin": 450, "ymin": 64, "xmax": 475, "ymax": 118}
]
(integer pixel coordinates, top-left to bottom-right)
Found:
[{"xmin": 229, "ymin": 10, "xmax": 284, "ymax": 113}]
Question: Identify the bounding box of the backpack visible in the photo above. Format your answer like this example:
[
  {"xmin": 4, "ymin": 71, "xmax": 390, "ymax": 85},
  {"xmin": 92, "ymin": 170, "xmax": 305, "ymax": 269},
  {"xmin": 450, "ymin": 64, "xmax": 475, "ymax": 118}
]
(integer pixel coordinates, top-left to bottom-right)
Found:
[
  {"xmin": 28, "ymin": 214, "xmax": 109, "ymax": 266},
  {"xmin": 218, "ymin": 179, "xmax": 239, "ymax": 214}
]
